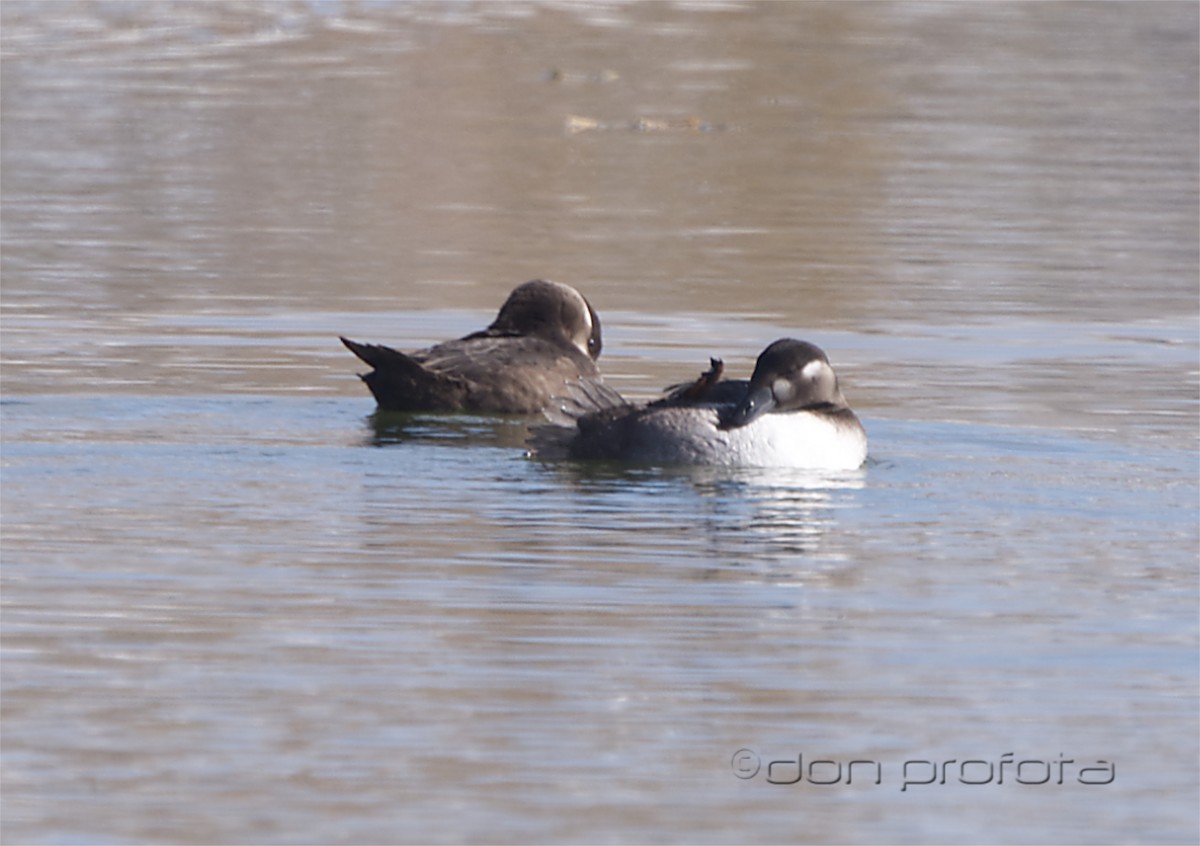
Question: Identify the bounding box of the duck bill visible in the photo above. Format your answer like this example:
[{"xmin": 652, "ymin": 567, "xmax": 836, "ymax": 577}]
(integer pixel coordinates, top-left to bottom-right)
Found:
[{"xmin": 722, "ymin": 384, "xmax": 775, "ymax": 430}]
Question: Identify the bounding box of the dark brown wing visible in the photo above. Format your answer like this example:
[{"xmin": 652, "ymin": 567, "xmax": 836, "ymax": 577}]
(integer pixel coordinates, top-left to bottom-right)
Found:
[{"xmin": 343, "ymin": 334, "xmax": 603, "ymax": 415}]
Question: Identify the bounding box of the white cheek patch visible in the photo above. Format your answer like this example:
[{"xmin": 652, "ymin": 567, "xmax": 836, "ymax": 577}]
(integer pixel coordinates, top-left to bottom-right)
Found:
[
  {"xmin": 772, "ymin": 377, "xmax": 795, "ymax": 402},
  {"xmin": 800, "ymin": 359, "xmax": 827, "ymax": 381},
  {"xmin": 580, "ymin": 296, "xmax": 593, "ymax": 335},
  {"xmin": 572, "ymin": 290, "xmax": 594, "ymax": 355}
]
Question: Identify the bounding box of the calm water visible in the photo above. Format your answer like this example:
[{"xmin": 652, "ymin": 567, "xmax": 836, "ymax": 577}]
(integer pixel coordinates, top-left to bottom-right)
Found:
[{"xmin": 2, "ymin": 3, "xmax": 1198, "ymax": 844}]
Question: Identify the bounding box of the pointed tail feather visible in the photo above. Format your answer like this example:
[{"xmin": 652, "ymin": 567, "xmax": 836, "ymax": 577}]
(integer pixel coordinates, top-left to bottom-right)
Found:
[
  {"xmin": 340, "ymin": 336, "xmax": 414, "ymax": 372},
  {"xmin": 339, "ymin": 336, "xmax": 464, "ymax": 411}
]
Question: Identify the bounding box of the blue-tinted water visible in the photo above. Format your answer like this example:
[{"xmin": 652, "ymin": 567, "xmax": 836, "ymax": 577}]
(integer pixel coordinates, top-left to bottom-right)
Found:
[
  {"xmin": 2, "ymin": 2, "xmax": 1197, "ymax": 844},
  {"xmin": 3, "ymin": 388, "xmax": 1195, "ymax": 843}
]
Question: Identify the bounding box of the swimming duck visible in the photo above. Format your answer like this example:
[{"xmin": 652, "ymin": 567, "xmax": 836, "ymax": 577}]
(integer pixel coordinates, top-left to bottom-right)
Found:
[
  {"xmin": 531, "ymin": 338, "xmax": 867, "ymax": 470},
  {"xmin": 341, "ymin": 279, "xmax": 604, "ymax": 414}
]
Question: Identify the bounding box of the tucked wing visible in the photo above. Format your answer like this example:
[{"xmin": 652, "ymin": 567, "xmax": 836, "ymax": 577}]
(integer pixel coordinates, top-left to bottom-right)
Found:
[{"xmin": 418, "ymin": 334, "xmax": 602, "ymax": 415}]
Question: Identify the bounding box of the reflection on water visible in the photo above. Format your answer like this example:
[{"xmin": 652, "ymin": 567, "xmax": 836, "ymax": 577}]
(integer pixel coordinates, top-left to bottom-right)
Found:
[
  {"xmin": 2, "ymin": 2, "xmax": 1197, "ymax": 844},
  {"xmin": 534, "ymin": 460, "xmax": 868, "ymax": 567},
  {"xmin": 362, "ymin": 411, "xmax": 533, "ymax": 450},
  {"xmin": 3, "ymin": 1, "xmax": 1195, "ymax": 327}
]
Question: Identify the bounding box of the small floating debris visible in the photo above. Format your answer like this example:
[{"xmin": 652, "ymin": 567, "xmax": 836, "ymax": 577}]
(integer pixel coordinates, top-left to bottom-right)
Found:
[
  {"xmin": 565, "ymin": 114, "xmax": 727, "ymax": 134},
  {"xmin": 542, "ymin": 68, "xmax": 620, "ymax": 84}
]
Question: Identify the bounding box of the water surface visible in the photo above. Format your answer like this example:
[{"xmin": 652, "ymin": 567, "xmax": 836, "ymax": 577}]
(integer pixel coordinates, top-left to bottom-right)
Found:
[{"xmin": 2, "ymin": 3, "xmax": 1197, "ymax": 844}]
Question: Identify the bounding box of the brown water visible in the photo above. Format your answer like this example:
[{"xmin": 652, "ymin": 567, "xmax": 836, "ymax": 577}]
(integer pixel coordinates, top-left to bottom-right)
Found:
[{"xmin": 2, "ymin": 3, "xmax": 1197, "ymax": 844}]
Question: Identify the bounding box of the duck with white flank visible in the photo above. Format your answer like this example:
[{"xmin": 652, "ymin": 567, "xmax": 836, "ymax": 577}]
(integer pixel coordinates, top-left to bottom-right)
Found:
[
  {"xmin": 531, "ymin": 339, "xmax": 867, "ymax": 470},
  {"xmin": 341, "ymin": 279, "xmax": 604, "ymax": 414}
]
